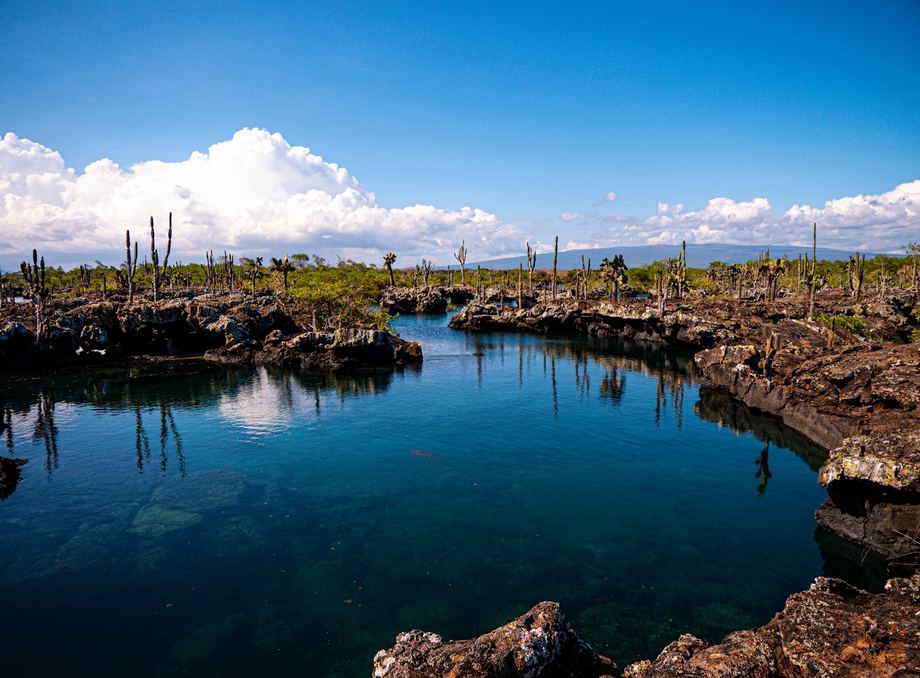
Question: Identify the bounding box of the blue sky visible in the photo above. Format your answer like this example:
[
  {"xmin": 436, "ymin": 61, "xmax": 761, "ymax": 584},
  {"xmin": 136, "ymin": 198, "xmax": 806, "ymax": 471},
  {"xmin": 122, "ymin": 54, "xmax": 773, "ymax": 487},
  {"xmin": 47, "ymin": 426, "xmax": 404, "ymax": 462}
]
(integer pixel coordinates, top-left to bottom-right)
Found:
[{"xmin": 2, "ymin": 0, "xmax": 919, "ymax": 266}]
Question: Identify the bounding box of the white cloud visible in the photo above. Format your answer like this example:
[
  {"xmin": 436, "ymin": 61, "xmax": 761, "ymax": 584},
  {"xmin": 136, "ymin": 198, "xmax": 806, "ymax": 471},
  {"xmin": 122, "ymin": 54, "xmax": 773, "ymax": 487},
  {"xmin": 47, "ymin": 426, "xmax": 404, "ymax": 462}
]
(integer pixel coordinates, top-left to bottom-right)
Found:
[
  {"xmin": 601, "ymin": 191, "xmax": 617, "ymax": 203},
  {"xmin": 2, "ymin": 129, "xmax": 917, "ymax": 268},
  {"xmin": 0, "ymin": 129, "xmax": 529, "ymax": 268},
  {"xmin": 597, "ymin": 183, "xmax": 920, "ymax": 252}
]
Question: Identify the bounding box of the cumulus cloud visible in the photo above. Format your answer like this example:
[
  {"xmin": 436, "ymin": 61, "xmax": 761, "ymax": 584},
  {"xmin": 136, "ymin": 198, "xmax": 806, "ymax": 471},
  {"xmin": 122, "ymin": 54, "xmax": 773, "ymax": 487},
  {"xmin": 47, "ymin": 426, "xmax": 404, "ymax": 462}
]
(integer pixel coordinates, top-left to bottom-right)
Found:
[
  {"xmin": 561, "ymin": 212, "xmax": 586, "ymax": 221},
  {"xmin": 596, "ymin": 183, "xmax": 920, "ymax": 252},
  {"xmin": 0, "ymin": 129, "xmax": 530, "ymax": 268}
]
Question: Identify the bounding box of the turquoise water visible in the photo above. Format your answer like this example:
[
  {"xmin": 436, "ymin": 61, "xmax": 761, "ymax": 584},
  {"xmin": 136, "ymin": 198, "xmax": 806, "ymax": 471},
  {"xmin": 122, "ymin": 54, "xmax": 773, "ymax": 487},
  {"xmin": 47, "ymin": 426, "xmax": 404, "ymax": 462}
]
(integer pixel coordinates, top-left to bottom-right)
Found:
[{"xmin": 1, "ymin": 313, "xmax": 840, "ymax": 676}]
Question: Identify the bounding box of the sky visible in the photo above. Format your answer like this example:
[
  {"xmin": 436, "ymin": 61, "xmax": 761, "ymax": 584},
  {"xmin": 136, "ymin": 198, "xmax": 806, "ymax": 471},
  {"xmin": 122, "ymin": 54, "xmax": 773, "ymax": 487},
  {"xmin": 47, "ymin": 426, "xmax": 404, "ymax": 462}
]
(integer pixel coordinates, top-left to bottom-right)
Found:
[{"xmin": 1, "ymin": 0, "xmax": 919, "ymax": 269}]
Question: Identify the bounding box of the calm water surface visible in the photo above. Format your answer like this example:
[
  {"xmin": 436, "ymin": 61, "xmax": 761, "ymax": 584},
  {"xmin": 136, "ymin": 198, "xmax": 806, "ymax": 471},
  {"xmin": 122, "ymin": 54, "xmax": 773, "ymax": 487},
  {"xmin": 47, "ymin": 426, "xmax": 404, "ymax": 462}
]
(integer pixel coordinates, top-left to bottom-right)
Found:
[{"xmin": 0, "ymin": 313, "xmax": 859, "ymax": 676}]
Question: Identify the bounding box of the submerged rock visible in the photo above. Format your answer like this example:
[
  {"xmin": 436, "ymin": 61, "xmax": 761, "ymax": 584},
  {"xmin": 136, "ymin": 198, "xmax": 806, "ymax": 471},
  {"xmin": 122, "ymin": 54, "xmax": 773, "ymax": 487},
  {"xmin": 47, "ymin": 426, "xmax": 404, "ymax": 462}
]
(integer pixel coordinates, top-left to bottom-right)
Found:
[{"xmin": 372, "ymin": 601, "xmax": 617, "ymax": 678}]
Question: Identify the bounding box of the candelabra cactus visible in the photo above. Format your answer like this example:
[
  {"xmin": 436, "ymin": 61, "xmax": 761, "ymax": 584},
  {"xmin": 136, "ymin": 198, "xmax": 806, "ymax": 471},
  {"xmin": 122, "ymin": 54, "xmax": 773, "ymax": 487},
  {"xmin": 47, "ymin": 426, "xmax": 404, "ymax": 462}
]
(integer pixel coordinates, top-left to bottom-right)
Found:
[
  {"xmin": 852, "ymin": 251, "xmax": 866, "ymax": 301},
  {"xmin": 759, "ymin": 258, "xmax": 786, "ymax": 301},
  {"xmin": 123, "ymin": 230, "xmax": 140, "ymax": 302},
  {"xmin": 526, "ymin": 242, "xmax": 537, "ymax": 290},
  {"xmin": 805, "ymin": 223, "xmax": 819, "ymax": 316},
  {"xmin": 78, "ymin": 264, "xmax": 92, "ymax": 296},
  {"xmin": 20, "ymin": 249, "xmax": 48, "ymax": 339},
  {"xmin": 248, "ymin": 257, "xmax": 264, "ymax": 297},
  {"xmin": 453, "ymin": 241, "xmax": 467, "ymax": 286},
  {"xmin": 757, "ymin": 331, "xmax": 777, "ymax": 391},
  {"xmin": 552, "ymin": 236, "xmax": 558, "ymax": 300},
  {"xmin": 150, "ymin": 213, "xmax": 173, "ymax": 302},
  {"xmin": 599, "ymin": 255, "xmax": 628, "ymax": 302}
]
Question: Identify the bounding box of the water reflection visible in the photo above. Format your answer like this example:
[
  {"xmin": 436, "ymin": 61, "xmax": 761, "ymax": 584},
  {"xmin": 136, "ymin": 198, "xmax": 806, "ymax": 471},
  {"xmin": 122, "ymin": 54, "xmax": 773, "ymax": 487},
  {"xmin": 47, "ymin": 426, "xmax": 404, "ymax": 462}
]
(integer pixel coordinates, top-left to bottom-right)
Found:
[
  {"xmin": 31, "ymin": 393, "xmax": 59, "ymax": 476},
  {"xmin": 694, "ymin": 387, "xmax": 826, "ymax": 472},
  {"xmin": 756, "ymin": 440, "xmax": 772, "ymax": 496}
]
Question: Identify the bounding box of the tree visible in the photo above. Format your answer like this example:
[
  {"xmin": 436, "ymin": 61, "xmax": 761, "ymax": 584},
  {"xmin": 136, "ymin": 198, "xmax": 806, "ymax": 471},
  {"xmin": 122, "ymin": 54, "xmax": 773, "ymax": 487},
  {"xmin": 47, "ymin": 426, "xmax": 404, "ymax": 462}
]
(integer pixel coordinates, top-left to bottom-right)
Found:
[
  {"xmin": 383, "ymin": 253, "xmax": 397, "ymax": 287},
  {"xmin": 290, "ymin": 253, "xmax": 311, "ymax": 269}
]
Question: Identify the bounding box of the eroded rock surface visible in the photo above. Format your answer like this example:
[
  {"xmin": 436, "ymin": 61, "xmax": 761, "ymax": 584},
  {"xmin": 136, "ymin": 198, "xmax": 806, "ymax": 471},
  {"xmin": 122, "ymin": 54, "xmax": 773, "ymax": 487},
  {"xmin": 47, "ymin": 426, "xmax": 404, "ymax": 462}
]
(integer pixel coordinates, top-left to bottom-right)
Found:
[
  {"xmin": 373, "ymin": 601, "xmax": 617, "ymax": 678},
  {"xmin": 0, "ymin": 296, "xmax": 421, "ymax": 373},
  {"xmin": 377, "ymin": 576, "xmax": 920, "ymax": 678},
  {"xmin": 624, "ymin": 574, "xmax": 920, "ymax": 678}
]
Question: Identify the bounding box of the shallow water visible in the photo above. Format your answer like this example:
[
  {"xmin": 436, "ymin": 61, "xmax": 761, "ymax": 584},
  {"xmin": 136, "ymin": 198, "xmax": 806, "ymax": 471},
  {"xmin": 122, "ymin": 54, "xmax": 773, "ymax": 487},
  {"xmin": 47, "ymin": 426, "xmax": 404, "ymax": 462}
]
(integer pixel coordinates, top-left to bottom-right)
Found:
[{"xmin": 0, "ymin": 313, "xmax": 864, "ymax": 676}]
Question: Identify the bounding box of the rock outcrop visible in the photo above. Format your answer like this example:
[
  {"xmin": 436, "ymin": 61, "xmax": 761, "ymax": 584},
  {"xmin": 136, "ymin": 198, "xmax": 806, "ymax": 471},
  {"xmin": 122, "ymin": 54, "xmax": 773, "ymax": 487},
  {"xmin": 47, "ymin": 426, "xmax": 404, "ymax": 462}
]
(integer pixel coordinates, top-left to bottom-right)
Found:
[
  {"xmin": 375, "ymin": 574, "xmax": 920, "ymax": 678},
  {"xmin": 372, "ymin": 601, "xmax": 617, "ymax": 678},
  {"xmin": 204, "ymin": 327, "xmax": 422, "ymax": 372},
  {"xmin": 0, "ymin": 297, "xmax": 421, "ymax": 373},
  {"xmin": 624, "ymin": 574, "xmax": 920, "ymax": 678}
]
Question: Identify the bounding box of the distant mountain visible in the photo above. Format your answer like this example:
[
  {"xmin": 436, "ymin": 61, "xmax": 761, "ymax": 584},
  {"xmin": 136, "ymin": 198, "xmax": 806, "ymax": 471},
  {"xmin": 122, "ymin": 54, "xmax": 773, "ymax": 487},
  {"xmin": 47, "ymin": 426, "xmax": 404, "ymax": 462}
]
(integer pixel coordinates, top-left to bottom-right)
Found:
[{"xmin": 469, "ymin": 243, "xmax": 902, "ymax": 270}]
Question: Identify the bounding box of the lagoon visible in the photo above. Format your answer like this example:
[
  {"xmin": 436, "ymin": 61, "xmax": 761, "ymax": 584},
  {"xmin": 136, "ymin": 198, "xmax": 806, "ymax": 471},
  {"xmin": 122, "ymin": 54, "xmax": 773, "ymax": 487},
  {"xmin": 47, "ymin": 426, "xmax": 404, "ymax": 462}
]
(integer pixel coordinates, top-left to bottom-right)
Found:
[{"xmin": 0, "ymin": 312, "xmax": 856, "ymax": 676}]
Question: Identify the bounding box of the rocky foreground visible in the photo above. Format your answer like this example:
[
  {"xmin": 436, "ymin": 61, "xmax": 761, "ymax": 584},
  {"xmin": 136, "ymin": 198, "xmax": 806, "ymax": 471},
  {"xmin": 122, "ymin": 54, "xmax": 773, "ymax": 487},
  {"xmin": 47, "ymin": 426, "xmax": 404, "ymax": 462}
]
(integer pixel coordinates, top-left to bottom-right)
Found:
[
  {"xmin": 0, "ymin": 294, "xmax": 422, "ymax": 373},
  {"xmin": 374, "ymin": 573, "xmax": 920, "ymax": 677}
]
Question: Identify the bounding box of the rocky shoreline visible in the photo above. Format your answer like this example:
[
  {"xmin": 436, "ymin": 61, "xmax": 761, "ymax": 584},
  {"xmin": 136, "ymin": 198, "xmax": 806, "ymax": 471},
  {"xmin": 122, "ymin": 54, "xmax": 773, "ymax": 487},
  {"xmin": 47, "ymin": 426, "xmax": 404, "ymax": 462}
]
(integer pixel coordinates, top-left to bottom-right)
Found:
[
  {"xmin": 0, "ymin": 294, "xmax": 422, "ymax": 374},
  {"xmin": 414, "ymin": 290, "xmax": 920, "ymax": 677},
  {"xmin": 373, "ymin": 573, "xmax": 920, "ymax": 677}
]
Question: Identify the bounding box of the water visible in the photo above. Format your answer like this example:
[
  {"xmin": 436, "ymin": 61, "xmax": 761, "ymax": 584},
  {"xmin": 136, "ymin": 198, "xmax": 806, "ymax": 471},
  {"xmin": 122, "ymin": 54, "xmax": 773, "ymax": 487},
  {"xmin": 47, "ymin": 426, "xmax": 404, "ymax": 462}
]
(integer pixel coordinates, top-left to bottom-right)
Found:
[{"xmin": 0, "ymin": 313, "xmax": 856, "ymax": 676}]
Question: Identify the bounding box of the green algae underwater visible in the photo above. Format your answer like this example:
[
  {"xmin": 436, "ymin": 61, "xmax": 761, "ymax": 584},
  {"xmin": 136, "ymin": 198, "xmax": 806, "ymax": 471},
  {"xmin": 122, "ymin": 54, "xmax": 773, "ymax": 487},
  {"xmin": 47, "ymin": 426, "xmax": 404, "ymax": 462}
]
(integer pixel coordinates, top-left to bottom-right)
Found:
[{"xmin": 0, "ymin": 313, "xmax": 880, "ymax": 677}]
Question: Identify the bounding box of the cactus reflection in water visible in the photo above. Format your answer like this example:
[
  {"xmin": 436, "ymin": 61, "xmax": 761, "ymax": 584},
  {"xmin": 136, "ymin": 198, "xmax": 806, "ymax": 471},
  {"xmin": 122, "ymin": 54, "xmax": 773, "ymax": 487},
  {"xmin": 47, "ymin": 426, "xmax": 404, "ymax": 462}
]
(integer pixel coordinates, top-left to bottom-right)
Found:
[{"xmin": 0, "ymin": 314, "xmax": 839, "ymax": 678}]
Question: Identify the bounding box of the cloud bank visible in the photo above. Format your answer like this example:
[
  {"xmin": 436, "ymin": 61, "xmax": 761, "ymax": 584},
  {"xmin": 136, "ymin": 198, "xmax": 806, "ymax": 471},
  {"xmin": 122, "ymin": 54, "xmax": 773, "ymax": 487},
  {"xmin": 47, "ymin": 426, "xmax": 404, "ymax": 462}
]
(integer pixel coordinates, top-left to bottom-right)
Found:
[
  {"xmin": 1, "ymin": 128, "xmax": 917, "ymax": 270},
  {"xmin": 0, "ymin": 128, "xmax": 527, "ymax": 268},
  {"xmin": 600, "ymin": 184, "xmax": 919, "ymax": 252}
]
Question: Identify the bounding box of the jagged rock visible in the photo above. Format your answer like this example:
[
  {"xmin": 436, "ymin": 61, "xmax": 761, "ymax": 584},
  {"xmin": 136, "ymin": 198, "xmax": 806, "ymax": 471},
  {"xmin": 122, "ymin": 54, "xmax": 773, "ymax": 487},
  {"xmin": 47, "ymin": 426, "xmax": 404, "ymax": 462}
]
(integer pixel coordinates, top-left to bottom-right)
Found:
[
  {"xmin": 625, "ymin": 573, "xmax": 920, "ymax": 677},
  {"xmin": 205, "ymin": 327, "xmax": 422, "ymax": 372},
  {"xmin": 0, "ymin": 297, "xmax": 409, "ymax": 372},
  {"xmin": 381, "ymin": 286, "xmax": 451, "ymax": 314},
  {"xmin": 372, "ymin": 601, "xmax": 617, "ymax": 678}
]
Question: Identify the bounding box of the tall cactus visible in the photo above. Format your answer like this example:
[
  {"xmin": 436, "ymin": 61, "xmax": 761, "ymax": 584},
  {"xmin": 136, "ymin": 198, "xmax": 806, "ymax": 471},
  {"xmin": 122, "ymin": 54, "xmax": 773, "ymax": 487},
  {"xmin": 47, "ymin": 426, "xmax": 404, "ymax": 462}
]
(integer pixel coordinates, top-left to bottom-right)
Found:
[
  {"xmin": 20, "ymin": 249, "xmax": 48, "ymax": 339},
  {"xmin": 551, "ymin": 236, "xmax": 558, "ymax": 301},
  {"xmin": 853, "ymin": 251, "xmax": 865, "ymax": 301},
  {"xmin": 453, "ymin": 241, "xmax": 467, "ymax": 286},
  {"xmin": 526, "ymin": 242, "xmax": 538, "ymax": 290},
  {"xmin": 124, "ymin": 230, "xmax": 139, "ymax": 302},
  {"xmin": 808, "ymin": 223, "xmax": 818, "ymax": 316},
  {"xmin": 150, "ymin": 213, "xmax": 173, "ymax": 303}
]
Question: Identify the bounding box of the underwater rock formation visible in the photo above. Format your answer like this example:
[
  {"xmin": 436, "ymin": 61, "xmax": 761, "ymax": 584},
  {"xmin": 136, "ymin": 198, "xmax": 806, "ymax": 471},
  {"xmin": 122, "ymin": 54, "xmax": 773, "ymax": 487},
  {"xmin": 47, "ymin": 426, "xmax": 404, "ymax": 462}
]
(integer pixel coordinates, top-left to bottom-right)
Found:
[{"xmin": 372, "ymin": 601, "xmax": 617, "ymax": 678}]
